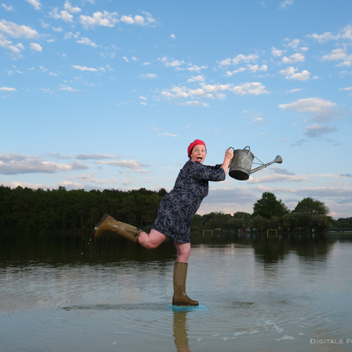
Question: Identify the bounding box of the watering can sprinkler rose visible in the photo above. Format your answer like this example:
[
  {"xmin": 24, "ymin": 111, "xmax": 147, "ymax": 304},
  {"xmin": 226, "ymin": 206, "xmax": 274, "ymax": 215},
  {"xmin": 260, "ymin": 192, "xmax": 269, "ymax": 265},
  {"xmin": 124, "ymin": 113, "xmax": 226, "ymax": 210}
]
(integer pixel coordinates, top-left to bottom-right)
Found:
[{"xmin": 228, "ymin": 146, "xmax": 282, "ymax": 181}]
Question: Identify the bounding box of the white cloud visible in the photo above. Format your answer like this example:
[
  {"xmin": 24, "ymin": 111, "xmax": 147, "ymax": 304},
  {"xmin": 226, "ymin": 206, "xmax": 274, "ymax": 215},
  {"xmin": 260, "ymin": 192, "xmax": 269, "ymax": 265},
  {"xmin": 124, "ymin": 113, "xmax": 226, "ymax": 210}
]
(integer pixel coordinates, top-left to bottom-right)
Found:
[
  {"xmin": 139, "ymin": 73, "xmax": 157, "ymax": 79},
  {"xmin": 26, "ymin": 0, "xmax": 40, "ymax": 10},
  {"xmin": 279, "ymin": 97, "xmax": 338, "ymax": 123},
  {"xmin": 183, "ymin": 101, "xmax": 209, "ymax": 107},
  {"xmin": 279, "ymin": 0, "xmax": 294, "ymax": 9},
  {"xmin": 0, "ymin": 36, "xmax": 24, "ymax": 55},
  {"xmin": 170, "ymin": 34, "xmax": 176, "ymax": 39},
  {"xmin": 134, "ymin": 15, "xmax": 144, "ymax": 25},
  {"xmin": 249, "ymin": 174, "xmax": 308, "ymax": 184},
  {"xmin": 159, "ymin": 56, "xmax": 207, "ymax": 72},
  {"xmin": 279, "ymin": 97, "xmax": 336, "ymax": 113},
  {"xmin": 183, "ymin": 64, "xmax": 208, "ymax": 72},
  {"xmin": 52, "ymin": 27, "xmax": 63, "ymax": 32},
  {"xmin": 0, "ymin": 153, "xmax": 88, "ymax": 175},
  {"xmin": 50, "ymin": 8, "xmax": 74, "ymax": 22},
  {"xmin": 162, "ymin": 81, "xmax": 268, "ymax": 100},
  {"xmin": 141, "ymin": 11, "xmax": 156, "ymax": 25},
  {"xmin": 321, "ymin": 48, "xmax": 352, "ymax": 67},
  {"xmin": 59, "ymin": 85, "xmax": 78, "ymax": 92},
  {"xmin": 158, "ymin": 132, "xmax": 178, "ymax": 137},
  {"xmin": 247, "ymin": 64, "xmax": 268, "ymax": 72},
  {"xmin": 120, "ymin": 15, "xmax": 134, "ymax": 24},
  {"xmin": 226, "ymin": 67, "xmax": 246, "ymax": 77},
  {"xmin": 308, "ymin": 25, "xmax": 352, "ymax": 43},
  {"xmin": 304, "ymin": 124, "xmax": 337, "ymax": 138},
  {"xmin": 158, "ymin": 56, "xmax": 184, "ymax": 67},
  {"xmin": 280, "ymin": 66, "xmax": 310, "ymax": 81},
  {"xmin": 272, "ymin": 46, "xmax": 283, "ymax": 57},
  {"xmin": 80, "ymin": 11, "xmax": 119, "ymax": 28},
  {"xmin": 0, "ymin": 20, "xmax": 38, "ymax": 38},
  {"xmin": 309, "ymin": 32, "xmax": 339, "ymax": 43},
  {"xmin": 2, "ymin": 4, "xmax": 14, "ymax": 11},
  {"xmin": 219, "ymin": 58, "xmax": 231, "ymax": 67},
  {"xmin": 30, "ymin": 42, "xmax": 42, "ymax": 52},
  {"xmin": 253, "ymin": 117, "xmax": 264, "ymax": 122},
  {"xmin": 232, "ymin": 82, "xmax": 269, "ymax": 95},
  {"xmin": 286, "ymin": 88, "xmax": 301, "ymax": 93},
  {"xmin": 0, "ymin": 86, "xmax": 16, "ymax": 91},
  {"xmin": 96, "ymin": 160, "xmax": 148, "ymax": 173},
  {"xmin": 139, "ymin": 96, "xmax": 147, "ymax": 101},
  {"xmin": 100, "ymin": 52, "xmax": 115, "ymax": 59},
  {"xmin": 286, "ymin": 38, "xmax": 300, "ymax": 48},
  {"xmin": 73, "ymin": 153, "xmax": 116, "ymax": 160},
  {"xmin": 71, "ymin": 65, "xmax": 98, "ymax": 71},
  {"xmin": 219, "ymin": 53, "xmax": 259, "ymax": 67},
  {"xmin": 339, "ymin": 87, "xmax": 352, "ymax": 95},
  {"xmin": 282, "ymin": 53, "xmax": 305, "ymax": 63},
  {"xmin": 161, "ymin": 86, "xmax": 213, "ymax": 99},
  {"xmin": 76, "ymin": 37, "xmax": 98, "ymax": 47},
  {"xmin": 143, "ymin": 62, "xmax": 151, "ymax": 65},
  {"xmin": 122, "ymin": 56, "xmax": 129, "ymax": 62},
  {"xmin": 188, "ymin": 75, "xmax": 205, "ymax": 82},
  {"xmin": 64, "ymin": 1, "xmax": 81, "ymax": 14},
  {"xmin": 168, "ymin": 59, "xmax": 184, "ymax": 67},
  {"xmin": 120, "ymin": 12, "xmax": 155, "ymax": 26},
  {"xmin": 76, "ymin": 174, "xmax": 109, "ymax": 184},
  {"xmin": 63, "ymin": 32, "xmax": 73, "ymax": 39},
  {"xmin": 233, "ymin": 54, "xmax": 259, "ymax": 65}
]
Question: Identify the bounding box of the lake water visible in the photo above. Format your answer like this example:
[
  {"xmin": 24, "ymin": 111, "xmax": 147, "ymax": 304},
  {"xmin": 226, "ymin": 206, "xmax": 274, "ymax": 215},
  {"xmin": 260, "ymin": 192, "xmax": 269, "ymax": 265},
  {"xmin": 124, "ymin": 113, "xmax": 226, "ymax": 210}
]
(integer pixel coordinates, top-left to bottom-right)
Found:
[{"xmin": 1, "ymin": 232, "xmax": 352, "ymax": 352}]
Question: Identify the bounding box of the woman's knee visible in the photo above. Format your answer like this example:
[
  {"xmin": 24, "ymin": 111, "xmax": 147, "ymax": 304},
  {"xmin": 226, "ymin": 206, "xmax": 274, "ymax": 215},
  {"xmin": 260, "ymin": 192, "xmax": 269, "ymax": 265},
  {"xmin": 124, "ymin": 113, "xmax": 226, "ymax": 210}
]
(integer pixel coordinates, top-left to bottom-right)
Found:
[
  {"xmin": 175, "ymin": 243, "xmax": 191, "ymax": 262},
  {"xmin": 139, "ymin": 230, "xmax": 165, "ymax": 249}
]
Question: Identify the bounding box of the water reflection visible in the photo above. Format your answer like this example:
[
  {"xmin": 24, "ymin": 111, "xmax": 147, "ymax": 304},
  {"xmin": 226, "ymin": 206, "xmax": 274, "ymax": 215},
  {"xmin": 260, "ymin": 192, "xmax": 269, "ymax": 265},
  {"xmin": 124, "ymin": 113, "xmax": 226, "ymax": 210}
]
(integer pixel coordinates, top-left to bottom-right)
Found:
[
  {"xmin": 1, "ymin": 231, "xmax": 352, "ymax": 352},
  {"xmin": 0, "ymin": 231, "xmax": 341, "ymax": 268},
  {"xmin": 173, "ymin": 311, "xmax": 190, "ymax": 352}
]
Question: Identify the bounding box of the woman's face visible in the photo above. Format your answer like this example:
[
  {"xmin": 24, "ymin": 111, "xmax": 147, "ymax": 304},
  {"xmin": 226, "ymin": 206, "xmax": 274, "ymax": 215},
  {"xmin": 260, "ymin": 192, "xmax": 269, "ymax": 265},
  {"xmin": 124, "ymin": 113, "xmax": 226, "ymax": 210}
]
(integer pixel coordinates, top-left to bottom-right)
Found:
[{"xmin": 190, "ymin": 144, "xmax": 207, "ymax": 164}]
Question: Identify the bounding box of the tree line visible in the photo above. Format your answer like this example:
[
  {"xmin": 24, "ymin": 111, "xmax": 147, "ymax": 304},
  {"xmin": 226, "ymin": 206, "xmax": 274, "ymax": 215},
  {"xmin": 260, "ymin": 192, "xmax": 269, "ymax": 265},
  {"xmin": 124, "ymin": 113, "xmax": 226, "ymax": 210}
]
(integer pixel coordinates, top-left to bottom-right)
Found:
[{"xmin": 0, "ymin": 185, "xmax": 348, "ymax": 233}]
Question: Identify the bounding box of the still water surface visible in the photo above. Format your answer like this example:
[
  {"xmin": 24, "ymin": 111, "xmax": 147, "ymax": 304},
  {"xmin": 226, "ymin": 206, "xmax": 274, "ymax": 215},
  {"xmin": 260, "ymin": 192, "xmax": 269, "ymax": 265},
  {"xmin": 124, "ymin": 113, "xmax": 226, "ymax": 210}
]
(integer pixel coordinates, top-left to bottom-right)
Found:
[{"xmin": 1, "ymin": 232, "xmax": 352, "ymax": 351}]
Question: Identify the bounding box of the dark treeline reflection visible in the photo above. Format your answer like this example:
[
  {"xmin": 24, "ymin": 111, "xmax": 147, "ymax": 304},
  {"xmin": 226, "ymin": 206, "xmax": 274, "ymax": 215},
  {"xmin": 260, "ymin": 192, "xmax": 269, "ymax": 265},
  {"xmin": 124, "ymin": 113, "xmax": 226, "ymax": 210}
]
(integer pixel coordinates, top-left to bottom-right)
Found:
[{"xmin": 1, "ymin": 231, "xmax": 348, "ymax": 268}]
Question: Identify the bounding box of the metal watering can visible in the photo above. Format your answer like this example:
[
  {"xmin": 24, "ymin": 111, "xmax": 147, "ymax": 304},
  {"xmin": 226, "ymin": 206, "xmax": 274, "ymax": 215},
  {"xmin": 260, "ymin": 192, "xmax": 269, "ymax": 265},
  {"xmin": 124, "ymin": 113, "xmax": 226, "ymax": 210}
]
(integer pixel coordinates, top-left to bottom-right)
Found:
[{"xmin": 229, "ymin": 146, "xmax": 282, "ymax": 181}]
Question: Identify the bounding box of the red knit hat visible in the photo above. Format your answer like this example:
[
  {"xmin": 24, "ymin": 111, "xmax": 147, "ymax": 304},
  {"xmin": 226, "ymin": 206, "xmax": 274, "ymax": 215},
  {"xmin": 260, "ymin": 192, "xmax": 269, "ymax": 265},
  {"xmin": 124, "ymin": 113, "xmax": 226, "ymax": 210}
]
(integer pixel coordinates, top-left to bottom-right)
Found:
[{"xmin": 188, "ymin": 139, "xmax": 206, "ymax": 157}]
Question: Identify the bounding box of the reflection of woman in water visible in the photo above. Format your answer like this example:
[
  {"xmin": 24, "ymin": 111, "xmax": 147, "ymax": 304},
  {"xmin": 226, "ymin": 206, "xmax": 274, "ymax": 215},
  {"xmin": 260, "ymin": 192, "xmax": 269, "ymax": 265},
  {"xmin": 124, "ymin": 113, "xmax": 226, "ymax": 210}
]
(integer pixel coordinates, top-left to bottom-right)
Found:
[{"xmin": 93, "ymin": 139, "xmax": 234, "ymax": 306}]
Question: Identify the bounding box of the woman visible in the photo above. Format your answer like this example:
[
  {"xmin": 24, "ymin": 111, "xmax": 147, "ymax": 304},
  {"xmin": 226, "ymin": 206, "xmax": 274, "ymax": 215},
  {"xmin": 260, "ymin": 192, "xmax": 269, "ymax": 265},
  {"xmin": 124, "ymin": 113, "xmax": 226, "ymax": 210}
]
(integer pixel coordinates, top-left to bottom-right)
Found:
[{"xmin": 93, "ymin": 139, "xmax": 234, "ymax": 306}]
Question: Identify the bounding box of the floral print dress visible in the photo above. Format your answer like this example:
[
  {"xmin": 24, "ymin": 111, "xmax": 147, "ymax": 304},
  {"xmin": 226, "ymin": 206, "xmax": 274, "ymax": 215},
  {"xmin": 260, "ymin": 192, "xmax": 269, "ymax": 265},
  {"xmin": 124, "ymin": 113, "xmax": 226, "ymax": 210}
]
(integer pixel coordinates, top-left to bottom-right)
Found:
[{"xmin": 152, "ymin": 160, "xmax": 226, "ymax": 243}]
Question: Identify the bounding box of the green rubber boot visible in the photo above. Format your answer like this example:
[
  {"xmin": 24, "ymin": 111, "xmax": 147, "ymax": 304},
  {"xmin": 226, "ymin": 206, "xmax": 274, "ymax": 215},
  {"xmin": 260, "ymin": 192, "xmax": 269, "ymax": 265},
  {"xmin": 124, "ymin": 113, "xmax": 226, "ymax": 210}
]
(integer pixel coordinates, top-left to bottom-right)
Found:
[
  {"xmin": 93, "ymin": 214, "xmax": 143, "ymax": 242},
  {"xmin": 172, "ymin": 262, "xmax": 199, "ymax": 306}
]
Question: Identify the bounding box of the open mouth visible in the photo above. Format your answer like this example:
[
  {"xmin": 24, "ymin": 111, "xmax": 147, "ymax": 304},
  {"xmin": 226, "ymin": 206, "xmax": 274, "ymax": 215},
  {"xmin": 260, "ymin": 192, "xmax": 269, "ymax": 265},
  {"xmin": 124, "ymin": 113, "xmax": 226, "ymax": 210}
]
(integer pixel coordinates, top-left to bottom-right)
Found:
[{"xmin": 197, "ymin": 157, "xmax": 203, "ymax": 162}]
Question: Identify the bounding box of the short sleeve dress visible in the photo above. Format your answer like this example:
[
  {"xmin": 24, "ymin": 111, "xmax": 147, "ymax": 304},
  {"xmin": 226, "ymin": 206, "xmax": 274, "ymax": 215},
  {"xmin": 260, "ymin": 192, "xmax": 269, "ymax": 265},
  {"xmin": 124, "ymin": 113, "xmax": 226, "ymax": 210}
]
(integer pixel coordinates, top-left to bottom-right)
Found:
[{"xmin": 151, "ymin": 160, "xmax": 226, "ymax": 243}]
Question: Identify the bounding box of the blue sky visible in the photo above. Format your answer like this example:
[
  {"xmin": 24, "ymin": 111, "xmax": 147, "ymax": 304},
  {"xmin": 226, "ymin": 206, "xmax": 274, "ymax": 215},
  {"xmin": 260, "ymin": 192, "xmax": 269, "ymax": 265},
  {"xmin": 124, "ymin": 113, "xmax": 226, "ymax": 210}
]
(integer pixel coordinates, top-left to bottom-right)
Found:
[{"xmin": 1, "ymin": 0, "xmax": 352, "ymax": 219}]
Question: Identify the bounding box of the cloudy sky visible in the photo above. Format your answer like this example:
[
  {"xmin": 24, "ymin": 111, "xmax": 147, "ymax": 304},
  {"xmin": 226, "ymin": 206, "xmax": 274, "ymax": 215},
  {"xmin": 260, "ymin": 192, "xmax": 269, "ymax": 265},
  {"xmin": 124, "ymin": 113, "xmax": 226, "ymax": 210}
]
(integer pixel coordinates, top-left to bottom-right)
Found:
[{"xmin": 1, "ymin": 0, "xmax": 352, "ymax": 219}]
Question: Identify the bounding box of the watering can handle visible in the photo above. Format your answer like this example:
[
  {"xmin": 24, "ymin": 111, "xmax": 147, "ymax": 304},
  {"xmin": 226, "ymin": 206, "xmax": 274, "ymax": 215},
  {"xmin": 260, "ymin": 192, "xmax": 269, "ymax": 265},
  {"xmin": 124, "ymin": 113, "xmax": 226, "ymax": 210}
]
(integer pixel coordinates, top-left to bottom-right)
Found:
[{"xmin": 243, "ymin": 146, "xmax": 250, "ymax": 151}]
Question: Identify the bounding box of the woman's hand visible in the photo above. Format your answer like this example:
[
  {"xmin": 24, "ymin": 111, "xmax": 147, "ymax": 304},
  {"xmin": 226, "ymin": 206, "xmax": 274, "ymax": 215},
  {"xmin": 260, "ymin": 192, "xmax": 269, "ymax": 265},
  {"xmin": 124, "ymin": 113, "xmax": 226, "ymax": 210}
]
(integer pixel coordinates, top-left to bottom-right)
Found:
[
  {"xmin": 220, "ymin": 148, "xmax": 234, "ymax": 175},
  {"xmin": 225, "ymin": 148, "xmax": 234, "ymax": 166}
]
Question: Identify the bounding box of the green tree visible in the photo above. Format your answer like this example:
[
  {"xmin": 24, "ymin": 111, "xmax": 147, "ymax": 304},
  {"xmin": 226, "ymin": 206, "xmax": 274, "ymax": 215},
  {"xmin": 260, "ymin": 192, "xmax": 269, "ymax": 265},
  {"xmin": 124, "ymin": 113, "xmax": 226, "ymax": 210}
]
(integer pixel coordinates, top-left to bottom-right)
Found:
[
  {"xmin": 249, "ymin": 215, "xmax": 268, "ymax": 231},
  {"xmin": 294, "ymin": 197, "xmax": 329, "ymax": 215},
  {"xmin": 204, "ymin": 212, "xmax": 232, "ymax": 233},
  {"xmin": 227, "ymin": 218, "xmax": 244, "ymax": 232},
  {"xmin": 191, "ymin": 214, "xmax": 202, "ymax": 232},
  {"xmin": 233, "ymin": 211, "xmax": 251, "ymax": 230},
  {"xmin": 252, "ymin": 192, "xmax": 289, "ymax": 219}
]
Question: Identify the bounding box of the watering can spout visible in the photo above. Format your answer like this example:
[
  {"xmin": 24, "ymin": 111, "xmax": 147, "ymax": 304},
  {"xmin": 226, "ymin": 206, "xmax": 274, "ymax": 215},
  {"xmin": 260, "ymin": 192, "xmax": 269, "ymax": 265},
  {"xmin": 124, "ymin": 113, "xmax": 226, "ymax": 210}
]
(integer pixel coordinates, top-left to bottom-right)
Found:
[{"xmin": 250, "ymin": 155, "xmax": 283, "ymax": 174}]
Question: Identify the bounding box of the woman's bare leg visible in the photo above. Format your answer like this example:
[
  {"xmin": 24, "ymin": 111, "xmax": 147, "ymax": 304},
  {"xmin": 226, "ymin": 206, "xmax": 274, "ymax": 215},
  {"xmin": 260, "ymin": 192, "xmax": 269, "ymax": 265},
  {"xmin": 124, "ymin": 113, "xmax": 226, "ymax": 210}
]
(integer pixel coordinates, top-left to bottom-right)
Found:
[
  {"xmin": 174, "ymin": 242, "xmax": 191, "ymax": 263},
  {"xmin": 138, "ymin": 229, "xmax": 166, "ymax": 249}
]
